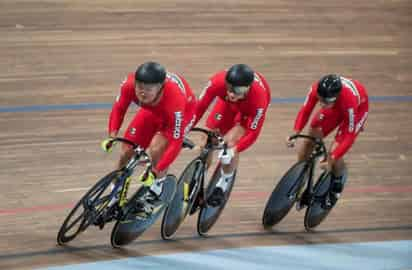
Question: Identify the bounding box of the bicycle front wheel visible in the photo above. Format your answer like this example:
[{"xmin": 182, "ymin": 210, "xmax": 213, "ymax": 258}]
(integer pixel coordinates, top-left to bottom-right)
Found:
[
  {"xmin": 161, "ymin": 159, "xmax": 203, "ymax": 240},
  {"xmin": 57, "ymin": 170, "xmax": 121, "ymax": 245},
  {"xmin": 197, "ymin": 164, "xmax": 236, "ymax": 236},
  {"xmin": 262, "ymin": 161, "xmax": 308, "ymax": 228}
]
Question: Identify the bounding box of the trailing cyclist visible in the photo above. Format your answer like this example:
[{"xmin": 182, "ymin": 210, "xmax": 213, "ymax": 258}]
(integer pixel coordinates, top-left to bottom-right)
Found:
[{"xmin": 287, "ymin": 74, "xmax": 369, "ymax": 209}]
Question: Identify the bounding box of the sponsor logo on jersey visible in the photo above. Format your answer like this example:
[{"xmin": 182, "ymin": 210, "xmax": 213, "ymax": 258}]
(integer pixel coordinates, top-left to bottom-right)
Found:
[
  {"xmin": 173, "ymin": 111, "xmax": 183, "ymax": 139},
  {"xmin": 348, "ymin": 108, "xmax": 355, "ymax": 132},
  {"xmin": 319, "ymin": 113, "xmax": 325, "ymax": 121},
  {"xmin": 251, "ymin": 108, "xmax": 264, "ymax": 130}
]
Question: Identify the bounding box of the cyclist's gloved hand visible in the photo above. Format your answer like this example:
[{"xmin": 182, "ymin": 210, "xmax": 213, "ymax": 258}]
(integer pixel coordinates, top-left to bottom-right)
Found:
[
  {"xmin": 218, "ymin": 147, "xmax": 234, "ymax": 165},
  {"xmin": 101, "ymin": 137, "xmax": 116, "ymax": 153}
]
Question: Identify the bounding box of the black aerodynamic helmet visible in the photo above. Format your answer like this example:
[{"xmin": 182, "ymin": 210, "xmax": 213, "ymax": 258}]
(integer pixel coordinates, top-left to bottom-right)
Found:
[
  {"xmin": 135, "ymin": 61, "xmax": 166, "ymax": 84},
  {"xmin": 225, "ymin": 64, "xmax": 255, "ymax": 87},
  {"xmin": 317, "ymin": 74, "xmax": 342, "ymax": 103}
]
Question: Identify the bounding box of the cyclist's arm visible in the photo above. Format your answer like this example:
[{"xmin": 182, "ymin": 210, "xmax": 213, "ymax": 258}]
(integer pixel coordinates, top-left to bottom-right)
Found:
[
  {"xmin": 294, "ymin": 86, "xmax": 318, "ymax": 132},
  {"xmin": 154, "ymin": 99, "xmax": 186, "ymax": 172},
  {"xmin": 194, "ymin": 79, "xmax": 222, "ymax": 126},
  {"xmin": 235, "ymin": 103, "xmax": 268, "ymax": 152},
  {"xmin": 330, "ymin": 99, "xmax": 358, "ymax": 160},
  {"xmin": 235, "ymin": 123, "xmax": 264, "ymax": 153},
  {"xmin": 108, "ymin": 78, "xmax": 133, "ymax": 135}
]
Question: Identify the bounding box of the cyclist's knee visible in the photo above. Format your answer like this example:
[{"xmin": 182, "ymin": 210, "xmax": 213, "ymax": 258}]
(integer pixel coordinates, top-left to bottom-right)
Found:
[
  {"xmin": 308, "ymin": 126, "xmax": 324, "ymax": 138},
  {"xmin": 224, "ymin": 125, "xmax": 245, "ymax": 146},
  {"xmin": 147, "ymin": 134, "xmax": 168, "ymax": 164},
  {"xmin": 297, "ymin": 127, "xmax": 324, "ymax": 161},
  {"xmin": 118, "ymin": 148, "xmax": 134, "ymax": 169},
  {"xmin": 298, "ymin": 140, "xmax": 313, "ymax": 161}
]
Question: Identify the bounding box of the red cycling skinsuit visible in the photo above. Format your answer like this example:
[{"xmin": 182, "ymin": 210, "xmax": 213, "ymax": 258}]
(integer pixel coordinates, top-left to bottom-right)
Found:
[
  {"xmin": 294, "ymin": 77, "xmax": 369, "ymax": 160},
  {"xmin": 108, "ymin": 72, "xmax": 197, "ymax": 172},
  {"xmin": 195, "ymin": 70, "xmax": 271, "ymax": 152}
]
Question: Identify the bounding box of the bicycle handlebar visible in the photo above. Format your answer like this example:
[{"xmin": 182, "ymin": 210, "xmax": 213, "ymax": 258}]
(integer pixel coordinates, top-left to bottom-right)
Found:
[
  {"xmin": 188, "ymin": 127, "xmax": 227, "ymax": 151},
  {"xmin": 110, "ymin": 137, "xmax": 150, "ymax": 161},
  {"xmin": 289, "ymin": 134, "xmax": 327, "ymax": 157},
  {"xmin": 191, "ymin": 127, "xmax": 222, "ymax": 140}
]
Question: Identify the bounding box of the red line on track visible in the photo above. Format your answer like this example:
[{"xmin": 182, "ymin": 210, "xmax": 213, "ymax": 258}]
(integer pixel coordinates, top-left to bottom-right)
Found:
[{"xmin": 1, "ymin": 185, "xmax": 411, "ymax": 216}]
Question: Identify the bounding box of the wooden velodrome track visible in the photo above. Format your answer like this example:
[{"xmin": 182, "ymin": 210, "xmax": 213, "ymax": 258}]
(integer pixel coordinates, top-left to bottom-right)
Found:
[{"xmin": 1, "ymin": 1, "xmax": 411, "ymax": 269}]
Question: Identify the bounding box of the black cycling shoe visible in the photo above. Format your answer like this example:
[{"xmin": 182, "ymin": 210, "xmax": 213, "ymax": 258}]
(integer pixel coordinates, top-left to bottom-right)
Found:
[{"xmin": 207, "ymin": 187, "xmax": 225, "ymax": 207}]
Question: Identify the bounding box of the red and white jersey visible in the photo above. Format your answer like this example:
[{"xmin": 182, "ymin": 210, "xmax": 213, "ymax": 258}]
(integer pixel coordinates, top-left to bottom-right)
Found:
[
  {"xmin": 108, "ymin": 72, "xmax": 196, "ymax": 171},
  {"xmin": 294, "ymin": 77, "xmax": 369, "ymax": 159},
  {"xmin": 196, "ymin": 70, "xmax": 271, "ymax": 152}
]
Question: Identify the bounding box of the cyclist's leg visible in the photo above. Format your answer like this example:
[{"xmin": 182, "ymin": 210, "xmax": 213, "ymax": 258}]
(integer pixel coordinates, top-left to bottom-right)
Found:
[
  {"xmin": 146, "ymin": 133, "xmax": 169, "ymax": 169},
  {"xmin": 221, "ymin": 124, "xmax": 244, "ymax": 174},
  {"xmin": 206, "ymin": 124, "xmax": 244, "ymax": 206},
  {"xmin": 120, "ymin": 108, "xmax": 161, "ymax": 169},
  {"xmin": 330, "ymin": 103, "xmax": 368, "ymax": 193},
  {"xmin": 203, "ymin": 98, "xmax": 238, "ymax": 168},
  {"xmin": 298, "ymin": 107, "xmax": 343, "ymax": 162},
  {"xmin": 298, "ymin": 107, "xmax": 343, "ymax": 208},
  {"xmin": 149, "ymin": 102, "xmax": 197, "ymax": 174},
  {"xmin": 145, "ymin": 107, "xmax": 197, "ymax": 200}
]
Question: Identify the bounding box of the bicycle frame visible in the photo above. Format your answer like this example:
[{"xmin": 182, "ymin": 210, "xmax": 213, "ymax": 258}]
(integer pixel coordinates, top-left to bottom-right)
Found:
[
  {"xmin": 184, "ymin": 127, "xmax": 227, "ymax": 207},
  {"xmin": 90, "ymin": 138, "xmax": 151, "ymax": 223},
  {"xmin": 286, "ymin": 134, "xmax": 327, "ymax": 201}
]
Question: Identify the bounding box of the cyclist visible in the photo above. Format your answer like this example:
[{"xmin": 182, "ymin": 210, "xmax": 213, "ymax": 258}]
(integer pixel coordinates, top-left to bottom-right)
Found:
[
  {"xmin": 101, "ymin": 61, "xmax": 196, "ymax": 211},
  {"xmin": 287, "ymin": 74, "xmax": 369, "ymax": 209},
  {"xmin": 194, "ymin": 64, "xmax": 271, "ymax": 206}
]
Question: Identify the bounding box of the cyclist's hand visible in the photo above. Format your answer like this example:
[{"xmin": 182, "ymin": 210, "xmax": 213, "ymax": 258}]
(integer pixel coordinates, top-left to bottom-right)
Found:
[
  {"xmin": 286, "ymin": 135, "xmax": 297, "ymax": 148},
  {"xmin": 218, "ymin": 147, "xmax": 235, "ymax": 165},
  {"xmin": 101, "ymin": 137, "xmax": 116, "ymax": 153}
]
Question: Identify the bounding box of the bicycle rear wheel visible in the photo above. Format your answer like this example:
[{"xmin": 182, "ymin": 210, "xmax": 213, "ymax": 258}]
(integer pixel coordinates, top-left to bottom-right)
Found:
[
  {"xmin": 304, "ymin": 172, "xmax": 332, "ymax": 231},
  {"xmin": 197, "ymin": 164, "xmax": 236, "ymax": 236},
  {"xmin": 57, "ymin": 170, "xmax": 121, "ymax": 245},
  {"xmin": 111, "ymin": 175, "xmax": 177, "ymax": 248},
  {"xmin": 262, "ymin": 161, "xmax": 308, "ymax": 228},
  {"xmin": 161, "ymin": 159, "xmax": 203, "ymax": 240}
]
